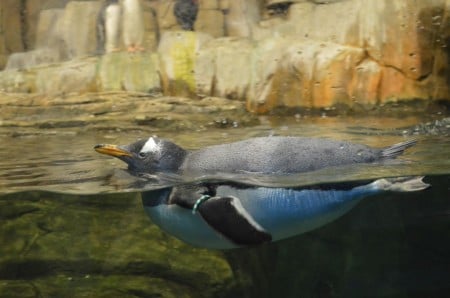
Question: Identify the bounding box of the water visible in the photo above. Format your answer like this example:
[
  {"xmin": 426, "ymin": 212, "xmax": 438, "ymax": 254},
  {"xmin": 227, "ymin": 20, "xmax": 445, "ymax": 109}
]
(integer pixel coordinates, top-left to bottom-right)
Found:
[
  {"xmin": 1, "ymin": 110, "xmax": 449, "ymax": 297},
  {"xmin": 1, "ymin": 115, "xmax": 449, "ymax": 194}
]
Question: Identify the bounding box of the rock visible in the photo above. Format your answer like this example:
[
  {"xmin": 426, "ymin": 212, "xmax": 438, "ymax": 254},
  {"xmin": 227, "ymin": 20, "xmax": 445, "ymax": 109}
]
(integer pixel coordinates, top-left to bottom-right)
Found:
[
  {"xmin": 35, "ymin": 57, "xmax": 98, "ymax": 95},
  {"xmin": 351, "ymin": 1, "xmax": 431, "ymax": 81},
  {"xmin": 5, "ymin": 48, "xmax": 61, "ymax": 70},
  {"xmin": 195, "ymin": 37, "xmax": 253, "ymax": 99},
  {"xmin": 0, "ymin": 69, "xmax": 36, "ymax": 93},
  {"xmin": 196, "ymin": 9, "xmax": 225, "ymax": 37},
  {"xmin": 257, "ymin": 0, "xmax": 450, "ymax": 109},
  {"xmin": 141, "ymin": 1, "xmax": 160, "ymax": 52},
  {"xmin": 0, "ymin": 191, "xmax": 238, "ymax": 297},
  {"xmin": 0, "ymin": 0, "xmax": 25, "ymax": 69},
  {"xmin": 0, "ymin": 281, "xmax": 37, "ymax": 298},
  {"xmin": 247, "ymin": 39, "xmax": 365, "ymax": 113},
  {"xmin": 225, "ymin": 0, "xmax": 261, "ymax": 38},
  {"xmin": 432, "ymin": 18, "xmax": 450, "ymax": 101},
  {"xmin": 23, "ymin": 0, "xmax": 49, "ymax": 50},
  {"xmin": 158, "ymin": 31, "xmax": 212, "ymax": 96},
  {"xmin": 0, "ymin": 92, "xmax": 256, "ymax": 137},
  {"xmin": 199, "ymin": 0, "xmax": 220, "ymax": 9},
  {"xmin": 154, "ymin": 0, "xmax": 179, "ymax": 31},
  {"xmin": 0, "ymin": 0, "xmax": 24, "ymax": 54},
  {"xmin": 97, "ymin": 52, "xmax": 161, "ymax": 93},
  {"xmin": 60, "ymin": 1, "xmax": 103, "ymax": 59},
  {"xmin": 348, "ymin": 59, "xmax": 381, "ymax": 106},
  {"xmin": 0, "ymin": 0, "xmax": 448, "ymax": 112},
  {"xmin": 378, "ymin": 66, "xmax": 429, "ymax": 103},
  {"xmin": 35, "ymin": 9, "xmax": 67, "ymax": 60}
]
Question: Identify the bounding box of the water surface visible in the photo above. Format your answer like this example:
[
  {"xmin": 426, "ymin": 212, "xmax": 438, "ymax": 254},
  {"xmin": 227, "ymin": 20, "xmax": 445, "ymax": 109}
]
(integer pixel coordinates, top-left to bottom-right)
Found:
[{"xmin": 1, "ymin": 114, "xmax": 449, "ymax": 194}]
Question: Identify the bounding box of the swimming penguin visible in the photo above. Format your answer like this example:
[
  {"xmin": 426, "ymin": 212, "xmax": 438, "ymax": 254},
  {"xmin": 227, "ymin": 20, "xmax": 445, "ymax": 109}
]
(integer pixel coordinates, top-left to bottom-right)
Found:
[
  {"xmin": 94, "ymin": 136, "xmax": 418, "ymax": 176},
  {"xmin": 97, "ymin": 0, "xmax": 122, "ymax": 54},
  {"xmin": 140, "ymin": 177, "xmax": 428, "ymax": 249},
  {"xmin": 173, "ymin": 0, "xmax": 199, "ymax": 31},
  {"xmin": 121, "ymin": 0, "xmax": 145, "ymax": 52},
  {"xmin": 95, "ymin": 136, "xmax": 429, "ymax": 249}
]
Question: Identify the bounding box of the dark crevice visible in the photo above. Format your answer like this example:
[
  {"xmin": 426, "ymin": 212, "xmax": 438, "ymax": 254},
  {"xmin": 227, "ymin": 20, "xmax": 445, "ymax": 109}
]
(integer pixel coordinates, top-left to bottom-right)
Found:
[
  {"xmin": 20, "ymin": 0, "xmax": 28, "ymax": 51},
  {"xmin": 0, "ymin": 259, "xmax": 213, "ymax": 292}
]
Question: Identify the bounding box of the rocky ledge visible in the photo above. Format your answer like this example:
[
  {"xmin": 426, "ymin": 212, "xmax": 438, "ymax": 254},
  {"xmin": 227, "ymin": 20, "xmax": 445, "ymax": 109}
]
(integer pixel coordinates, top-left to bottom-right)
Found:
[{"xmin": 0, "ymin": 91, "xmax": 258, "ymax": 136}]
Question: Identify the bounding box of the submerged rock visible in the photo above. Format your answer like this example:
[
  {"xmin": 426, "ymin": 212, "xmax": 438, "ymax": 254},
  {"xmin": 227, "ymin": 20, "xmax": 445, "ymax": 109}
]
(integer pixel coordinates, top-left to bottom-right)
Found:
[{"xmin": 0, "ymin": 191, "xmax": 237, "ymax": 297}]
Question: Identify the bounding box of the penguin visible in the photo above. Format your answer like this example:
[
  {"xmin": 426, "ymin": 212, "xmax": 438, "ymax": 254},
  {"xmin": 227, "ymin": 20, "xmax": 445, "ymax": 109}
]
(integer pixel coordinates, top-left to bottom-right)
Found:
[
  {"xmin": 121, "ymin": 0, "xmax": 145, "ymax": 52},
  {"xmin": 94, "ymin": 136, "xmax": 418, "ymax": 176},
  {"xmin": 173, "ymin": 0, "xmax": 199, "ymax": 31},
  {"xmin": 97, "ymin": 0, "xmax": 122, "ymax": 54},
  {"xmin": 95, "ymin": 136, "xmax": 430, "ymax": 249},
  {"xmin": 140, "ymin": 177, "xmax": 429, "ymax": 249}
]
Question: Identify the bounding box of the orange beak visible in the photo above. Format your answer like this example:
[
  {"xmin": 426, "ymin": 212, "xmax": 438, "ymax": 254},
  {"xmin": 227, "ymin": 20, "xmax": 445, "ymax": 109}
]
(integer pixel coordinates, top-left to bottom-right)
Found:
[{"xmin": 94, "ymin": 144, "xmax": 132, "ymax": 158}]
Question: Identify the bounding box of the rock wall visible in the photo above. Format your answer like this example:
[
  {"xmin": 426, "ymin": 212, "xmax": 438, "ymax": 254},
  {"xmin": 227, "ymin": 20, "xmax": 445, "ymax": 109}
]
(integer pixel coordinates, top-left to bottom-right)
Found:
[{"xmin": 0, "ymin": 0, "xmax": 449, "ymax": 113}]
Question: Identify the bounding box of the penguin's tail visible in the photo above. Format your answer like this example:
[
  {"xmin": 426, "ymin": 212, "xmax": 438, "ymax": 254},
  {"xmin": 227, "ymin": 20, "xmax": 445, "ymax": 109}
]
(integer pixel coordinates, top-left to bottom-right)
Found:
[
  {"xmin": 372, "ymin": 176, "xmax": 430, "ymax": 192},
  {"xmin": 381, "ymin": 139, "xmax": 417, "ymax": 158}
]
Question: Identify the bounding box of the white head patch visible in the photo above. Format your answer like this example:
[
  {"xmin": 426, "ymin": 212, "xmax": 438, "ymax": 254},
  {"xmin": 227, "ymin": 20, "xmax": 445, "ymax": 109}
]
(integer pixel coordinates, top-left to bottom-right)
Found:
[{"xmin": 140, "ymin": 137, "xmax": 161, "ymax": 154}]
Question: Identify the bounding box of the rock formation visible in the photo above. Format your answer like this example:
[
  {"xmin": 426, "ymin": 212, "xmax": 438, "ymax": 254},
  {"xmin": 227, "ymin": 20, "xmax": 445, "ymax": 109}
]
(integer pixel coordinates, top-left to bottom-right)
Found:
[{"xmin": 0, "ymin": 0, "xmax": 448, "ymax": 113}]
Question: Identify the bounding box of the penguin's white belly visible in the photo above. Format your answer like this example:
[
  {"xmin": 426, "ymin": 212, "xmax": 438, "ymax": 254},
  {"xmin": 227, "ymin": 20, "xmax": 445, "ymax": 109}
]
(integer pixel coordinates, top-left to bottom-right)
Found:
[
  {"xmin": 105, "ymin": 5, "xmax": 121, "ymax": 52},
  {"xmin": 122, "ymin": 0, "xmax": 144, "ymax": 45},
  {"xmin": 144, "ymin": 204, "xmax": 237, "ymax": 249},
  {"xmin": 143, "ymin": 184, "xmax": 380, "ymax": 249},
  {"xmin": 217, "ymin": 186, "xmax": 372, "ymax": 242}
]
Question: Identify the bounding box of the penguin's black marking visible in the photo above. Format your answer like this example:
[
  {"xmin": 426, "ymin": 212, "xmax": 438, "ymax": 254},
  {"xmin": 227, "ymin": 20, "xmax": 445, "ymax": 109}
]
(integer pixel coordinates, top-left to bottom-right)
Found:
[
  {"xmin": 174, "ymin": 0, "xmax": 199, "ymax": 31},
  {"xmin": 196, "ymin": 196, "xmax": 272, "ymax": 245},
  {"xmin": 161, "ymin": 183, "xmax": 272, "ymax": 245}
]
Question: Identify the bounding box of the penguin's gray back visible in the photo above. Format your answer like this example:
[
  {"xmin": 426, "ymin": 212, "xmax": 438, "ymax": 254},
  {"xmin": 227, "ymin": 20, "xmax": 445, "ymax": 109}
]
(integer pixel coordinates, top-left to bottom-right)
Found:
[{"xmin": 181, "ymin": 137, "xmax": 415, "ymax": 174}]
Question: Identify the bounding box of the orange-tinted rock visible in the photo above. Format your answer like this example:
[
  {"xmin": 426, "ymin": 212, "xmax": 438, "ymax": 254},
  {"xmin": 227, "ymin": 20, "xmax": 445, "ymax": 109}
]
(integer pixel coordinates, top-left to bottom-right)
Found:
[
  {"xmin": 253, "ymin": 0, "xmax": 450, "ymax": 112},
  {"xmin": 378, "ymin": 66, "xmax": 429, "ymax": 103},
  {"xmin": 348, "ymin": 59, "xmax": 381, "ymax": 105},
  {"xmin": 247, "ymin": 39, "xmax": 365, "ymax": 113}
]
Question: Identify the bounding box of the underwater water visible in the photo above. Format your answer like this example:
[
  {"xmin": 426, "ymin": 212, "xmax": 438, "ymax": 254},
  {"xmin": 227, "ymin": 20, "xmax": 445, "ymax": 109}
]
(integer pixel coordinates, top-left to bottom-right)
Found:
[{"xmin": 0, "ymin": 112, "xmax": 449, "ymax": 297}]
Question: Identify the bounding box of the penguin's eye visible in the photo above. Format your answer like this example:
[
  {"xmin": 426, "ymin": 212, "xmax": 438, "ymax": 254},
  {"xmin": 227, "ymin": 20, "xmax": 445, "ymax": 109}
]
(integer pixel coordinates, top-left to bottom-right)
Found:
[{"xmin": 138, "ymin": 152, "xmax": 148, "ymax": 158}]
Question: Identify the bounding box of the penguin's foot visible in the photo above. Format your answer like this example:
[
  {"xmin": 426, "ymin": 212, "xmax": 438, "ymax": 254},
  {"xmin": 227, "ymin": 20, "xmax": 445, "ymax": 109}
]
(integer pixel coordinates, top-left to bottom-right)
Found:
[
  {"xmin": 127, "ymin": 45, "xmax": 145, "ymax": 53},
  {"xmin": 192, "ymin": 195, "xmax": 211, "ymax": 214},
  {"xmin": 372, "ymin": 176, "xmax": 430, "ymax": 192},
  {"xmin": 134, "ymin": 45, "xmax": 145, "ymax": 52}
]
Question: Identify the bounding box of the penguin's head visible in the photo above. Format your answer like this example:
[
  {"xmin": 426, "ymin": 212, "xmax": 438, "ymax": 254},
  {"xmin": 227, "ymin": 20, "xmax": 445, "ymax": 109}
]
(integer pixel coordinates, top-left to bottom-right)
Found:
[{"xmin": 94, "ymin": 136, "xmax": 187, "ymax": 174}]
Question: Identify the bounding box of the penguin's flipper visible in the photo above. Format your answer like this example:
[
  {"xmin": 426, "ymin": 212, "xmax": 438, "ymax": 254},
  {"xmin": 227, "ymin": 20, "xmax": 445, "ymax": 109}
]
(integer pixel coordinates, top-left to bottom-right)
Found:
[
  {"xmin": 381, "ymin": 139, "xmax": 417, "ymax": 158},
  {"xmin": 197, "ymin": 196, "xmax": 272, "ymax": 246}
]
